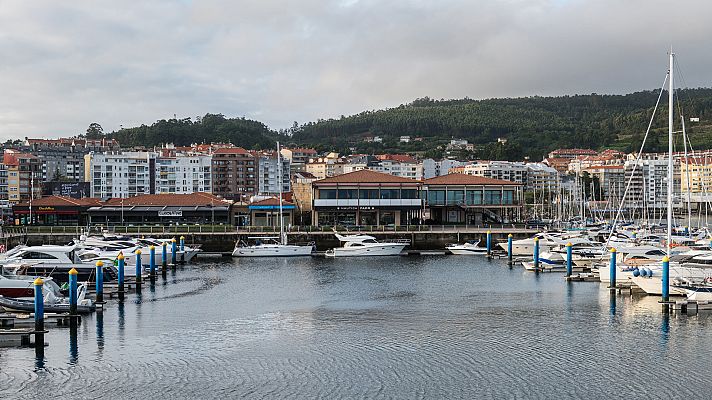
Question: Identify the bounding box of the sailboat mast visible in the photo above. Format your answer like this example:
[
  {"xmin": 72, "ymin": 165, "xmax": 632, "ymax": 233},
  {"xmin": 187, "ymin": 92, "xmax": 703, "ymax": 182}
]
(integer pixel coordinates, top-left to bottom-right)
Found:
[{"xmin": 667, "ymin": 51, "xmax": 674, "ymax": 256}]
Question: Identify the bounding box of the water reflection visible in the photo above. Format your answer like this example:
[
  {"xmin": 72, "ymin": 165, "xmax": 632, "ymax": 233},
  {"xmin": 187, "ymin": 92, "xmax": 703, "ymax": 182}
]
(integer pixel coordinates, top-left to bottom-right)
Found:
[
  {"xmin": 96, "ymin": 310, "xmax": 104, "ymax": 355},
  {"xmin": 608, "ymin": 292, "xmax": 617, "ymax": 319},
  {"xmin": 69, "ymin": 318, "xmax": 79, "ymax": 365}
]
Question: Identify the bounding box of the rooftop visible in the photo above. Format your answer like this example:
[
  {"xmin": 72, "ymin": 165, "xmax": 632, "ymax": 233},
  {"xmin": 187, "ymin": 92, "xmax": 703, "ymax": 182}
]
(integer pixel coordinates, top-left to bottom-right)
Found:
[
  {"xmin": 213, "ymin": 147, "xmax": 252, "ymax": 155},
  {"xmin": 423, "ymin": 173, "xmax": 521, "ymax": 186},
  {"xmin": 15, "ymin": 196, "xmax": 102, "ymax": 208},
  {"xmin": 104, "ymin": 193, "xmax": 229, "ymax": 207}
]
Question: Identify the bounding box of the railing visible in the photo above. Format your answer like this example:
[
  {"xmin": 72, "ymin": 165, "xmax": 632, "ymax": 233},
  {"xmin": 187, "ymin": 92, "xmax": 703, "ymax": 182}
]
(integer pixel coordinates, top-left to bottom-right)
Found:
[{"xmin": 1, "ymin": 223, "xmax": 538, "ymax": 236}]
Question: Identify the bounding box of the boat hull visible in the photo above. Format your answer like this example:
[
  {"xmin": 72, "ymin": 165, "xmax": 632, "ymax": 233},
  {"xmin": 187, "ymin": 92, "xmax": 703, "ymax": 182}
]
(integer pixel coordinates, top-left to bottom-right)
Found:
[
  {"xmin": 326, "ymin": 244, "xmax": 406, "ymax": 257},
  {"xmin": 232, "ymin": 245, "xmax": 313, "ymax": 257}
]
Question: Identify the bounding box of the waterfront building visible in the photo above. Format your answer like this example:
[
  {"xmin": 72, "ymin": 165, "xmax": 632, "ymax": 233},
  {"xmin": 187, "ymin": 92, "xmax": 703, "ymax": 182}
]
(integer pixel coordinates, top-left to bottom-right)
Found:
[
  {"xmin": 86, "ymin": 151, "xmax": 157, "ymax": 198},
  {"xmin": 374, "ymin": 154, "xmax": 423, "ymax": 180},
  {"xmin": 422, "ymin": 173, "xmax": 523, "ymax": 224},
  {"xmin": 624, "ymin": 159, "xmax": 681, "ymax": 210},
  {"xmin": 525, "ymin": 163, "xmax": 560, "ymax": 192},
  {"xmin": 463, "ymin": 161, "xmax": 527, "ymax": 185},
  {"xmin": 680, "ymin": 156, "xmax": 712, "ymax": 207},
  {"xmin": 155, "ymin": 150, "xmax": 212, "ymax": 194},
  {"xmin": 542, "ymin": 157, "xmax": 571, "ymax": 173},
  {"xmin": 311, "ymin": 169, "xmax": 422, "ymax": 226},
  {"xmin": 257, "ymin": 151, "xmax": 290, "ymax": 195},
  {"xmin": 305, "ymin": 153, "xmax": 346, "ymax": 180},
  {"xmin": 211, "ymin": 147, "xmax": 258, "ymax": 202},
  {"xmin": 3, "ymin": 150, "xmax": 43, "ymax": 204},
  {"xmin": 422, "ymin": 159, "xmax": 466, "ymax": 179},
  {"xmin": 87, "ymin": 193, "xmax": 231, "ymax": 225},
  {"xmin": 291, "ymin": 171, "xmax": 318, "ymax": 224},
  {"xmin": 24, "ymin": 137, "xmax": 119, "ymax": 182},
  {"xmin": 12, "ymin": 195, "xmax": 100, "ymax": 225},
  {"xmin": 582, "ymin": 165, "xmax": 625, "ymax": 203},
  {"xmin": 248, "ymin": 197, "xmax": 296, "ymax": 227},
  {"xmin": 280, "ymin": 147, "xmax": 317, "ymax": 165},
  {"xmin": 0, "ymin": 162, "xmax": 7, "ymax": 202}
]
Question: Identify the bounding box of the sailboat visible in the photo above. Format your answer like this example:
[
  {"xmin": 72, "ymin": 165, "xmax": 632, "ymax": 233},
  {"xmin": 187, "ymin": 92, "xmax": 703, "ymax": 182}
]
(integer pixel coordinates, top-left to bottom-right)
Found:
[{"xmin": 232, "ymin": 142, "xmax": 314, "ymax": 257}]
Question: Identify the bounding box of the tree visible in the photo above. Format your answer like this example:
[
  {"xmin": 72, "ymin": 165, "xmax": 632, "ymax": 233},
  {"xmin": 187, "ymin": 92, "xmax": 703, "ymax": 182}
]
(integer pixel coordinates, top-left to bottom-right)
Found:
[{"xmin": 86, "ymin": 123, "xmax": 104, "ymax": 139}]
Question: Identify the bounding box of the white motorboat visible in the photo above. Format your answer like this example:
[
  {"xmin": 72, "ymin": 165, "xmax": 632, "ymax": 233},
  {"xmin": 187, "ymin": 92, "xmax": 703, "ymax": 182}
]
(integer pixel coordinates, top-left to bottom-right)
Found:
[
  {"xmin": 498, "ymin": 233, "xmax": 563, "ymax": 256},
  {"xmin": 325, "ymin": 234, "xmax": 408, "ymax": 257},
  {"xmin": 0, "ymin": 245, "xmax": 117, "ymax": 283},
  {"xmin": 522, "ymin": 251, "xmax": 566, "ymax": 271},
  {"xmin": 446, "ymin": 241, "xmax": 487, "ymax": 255},
  {"xmin": 0, "ymin": 274, "xmax": 63, "ymax": 300},
  {"xmin": 232, "ymin": 236, "xmax": 314, "ymax": 257},
  {"xmin": 631, "ymin": 264, "xmax": 709, "ymax": 296}
]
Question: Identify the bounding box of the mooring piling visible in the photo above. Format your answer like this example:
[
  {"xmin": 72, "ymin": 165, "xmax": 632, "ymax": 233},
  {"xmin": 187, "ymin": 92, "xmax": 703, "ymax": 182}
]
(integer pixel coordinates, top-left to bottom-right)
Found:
[
  {"xmin": 533, "ymin": 237, "xmax": 540, "ymax": 271},
  {"xmin": 565, "ymin": 242, "xmax": 573, "ymax": 278},
  {"xmin": 662, "ymin": 256, "xmax": 670, "ymax": 303},
  {"xmin": 609, "ymin": 248, "xmax": 617, "ymax": 291},
  {"xmin": 162, "ymin": 241, "xmax": 168, "ymax": 271},
  {"xmin": 34, "ymin": 277, "xmax": 44, "ymax": 351},
  {"xmin": 135, "ymin": 250, "xmax": 143, "ymax": 290},
  {"xmin": 117, "ymin": 253, "xmax": 125, "ymax": 301},
  {"xmin": 171, "ymin": 238, "xmax": 177, "ymax": 269},
  {"xmin": 149, "ymin": 245, "xmax": 156, "ymax": 279},
  {"xmin": 95, "ymin": 261, "xmax": 104, "ymax": 304},
  {"xmin": 507, "ymin": 234, "xmax": 513, "ymax": 266},
  {"xmin": 486, "ymin": 230, "xmax": 492, "ymax": 258},
  {"xmin": 69, "ymin": 267, "xmax": 78, "ymax": 314}
]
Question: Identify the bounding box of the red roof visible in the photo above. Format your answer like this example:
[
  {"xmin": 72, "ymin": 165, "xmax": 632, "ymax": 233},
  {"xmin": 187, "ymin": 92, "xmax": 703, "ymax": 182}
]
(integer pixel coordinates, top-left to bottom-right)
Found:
[
  {"xmin": 288, "ymin": 147, "xmax": 317, "ymax": 154},
  {"xmin": 15, "ymin": 196, "xmax": 102, "ymax": 208},
  {"xmin": 213, "ymin": 147, "xmax": 252, "ymax": 155},
  {"xmin": 105, "ymin": 193, "xmax": 229, "ymax": 207},
  {"xmin": 423, "ymin": 173, "xmax": 520, "ymax": 186},
  {"xmin": 584, "ymin": 165, "xmax": 624, "ymax": 170},
  {"xmin": 376, "ymin": 154, "xmax": 418, "ymax": 163},
  {"xmin": 314, "ymin": 169, "xmax": 419, "ymax": 185}
]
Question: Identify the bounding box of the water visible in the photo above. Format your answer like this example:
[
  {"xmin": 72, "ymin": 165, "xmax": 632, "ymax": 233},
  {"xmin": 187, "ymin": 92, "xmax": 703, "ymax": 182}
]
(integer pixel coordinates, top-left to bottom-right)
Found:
[{"xmin": 1, "ymin": 256, "xmax": 710, "ymax": 399}]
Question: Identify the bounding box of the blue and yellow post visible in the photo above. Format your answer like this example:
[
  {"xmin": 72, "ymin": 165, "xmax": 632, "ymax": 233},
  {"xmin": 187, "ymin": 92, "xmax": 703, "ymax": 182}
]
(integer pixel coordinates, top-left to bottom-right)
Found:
[
  {"xmin": 609, "ymin": 248, "xmax": 617, "ymax": 291},
  {"xmin": 69, "ymin": 267, "xmax": 78, "ymax": 314},
  {"xmin": 171, "ymin": 238, "xmax": 177, "ymax": 269},
  {"xmin": 34, "ymin": 277, "xmax": 44, "ymax": 332},
  {"xmin": 533, "ymin": 237, "xmax": 540, "ymax": 271},
  {"xmin": 135, "ymin": 249, "xmax": 143, "ymax": 287},
  {"xmin": 117, "ymin": 253, "xmax": 125, "ymax": 301},
  {"xmin": 95, "ymin": 261, "xmax": 104, "ymax": 303},
  {"xmin": 565, "ymin": 242, "xmax": 573, "ymax": 278},
  {"xmin": 662, "ymin": 255, "xmax": 670, "ymax": 303},
  {"xmin": 149, "ymin": 246, "xmax": 156, "ymax": 278},
  {"xmin": 486, "ymin": 230, "xmax": 492, "ymax": 257},
  {"xmin": 507, "ymin": 234, "xmax": 513, "ymax": 266}
]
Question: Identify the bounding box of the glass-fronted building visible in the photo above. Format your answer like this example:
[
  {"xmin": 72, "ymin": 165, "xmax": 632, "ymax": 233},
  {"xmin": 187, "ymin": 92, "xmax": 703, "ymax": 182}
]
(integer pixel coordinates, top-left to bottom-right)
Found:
[
  {"xmin": 311, "ymin": 170, "xmax": 422, "ymax": 226},
  {"xmin": 422, "ymin": 174, "xmax": 523, "ymax": 224}
]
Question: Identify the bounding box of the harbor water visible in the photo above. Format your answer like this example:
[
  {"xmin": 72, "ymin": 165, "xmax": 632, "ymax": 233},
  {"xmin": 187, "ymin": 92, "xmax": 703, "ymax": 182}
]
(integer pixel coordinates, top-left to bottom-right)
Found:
[{"xmin": 1, "ymin": 256, "xmax": 711, "ymax": 399}]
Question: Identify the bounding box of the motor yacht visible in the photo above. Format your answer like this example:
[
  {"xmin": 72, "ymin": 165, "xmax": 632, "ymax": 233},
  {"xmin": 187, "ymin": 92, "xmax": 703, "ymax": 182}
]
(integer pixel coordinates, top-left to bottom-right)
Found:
[
  {"xmin": 232, "ymin": 236, "xmax": 314, "ymax": 257},
  {"xmin": 325, "ymin": 234, "xmax": 409, "ymax": 257},
  {"xmin": 446, "ymin": 240, "xmax": 488, "ymax": 255}
]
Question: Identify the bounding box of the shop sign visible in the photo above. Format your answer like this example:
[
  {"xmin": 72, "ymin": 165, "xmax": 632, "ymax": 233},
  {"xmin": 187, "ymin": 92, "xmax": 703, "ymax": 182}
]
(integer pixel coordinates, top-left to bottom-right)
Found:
[{"xmin": 158, "ymin": 210, "xmax": 183, "ymax": 217}]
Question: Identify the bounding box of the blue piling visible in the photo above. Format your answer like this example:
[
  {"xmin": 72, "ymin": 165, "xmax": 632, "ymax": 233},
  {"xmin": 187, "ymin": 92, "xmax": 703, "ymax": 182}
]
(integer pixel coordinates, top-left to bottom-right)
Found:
[
  {"xmin": 180, "ymin": 236, "xmax": 185, "ymax": 252},
  {"xmin": 533, "ymin": 237, "xmax": 540, "ymax": 271},
  {"xmin": 684, "ymin": 226, "xmax": 689, "ymax": 237},
  {"xmin": 34, "ymin": 277, "xmax": 45, "ymax": 351},
  {"xmin": 171, "ymin": 238, "xmax": 177, "ymax": 268},
  {"xmin": 149, "ymin": 246, "xmax": 156, "ymax": 278},
  {"xmin": 117, "ymin": 253, "xmax": 125, "ymax": 301},
  {"xmin": 95, "ymin": 261, "xmax": 104, "ymax": 303},
  {"xmin": 507, "ymin": 234, "xmax": 513, "ymax": 265},
  {"xmin": 565, "ymin": 242, "xmax": 573, "ymax": 277},
  {"xmin": 34, "ymin": 278, "xmax": 44, "ymax": 332},
  {"xmin": 69, "ymin": 268, "xmax": 78, "ymax": 314},
  {"xmin": 662, "ymin": 256, "xmax": 670, "ymax": 302},
  {"xmin": 135, "ymin": 250, "xmax": 143, "ymax": 286},
  {"xmin": 609, "ymin": 248, "xmax": 617, "ymax": 290},
  {"xmin": 486, "ymin": 230, "xmax": 492, "ymax": 257},
  {"xmin": 162, "ymin": 242, "xmax": 168, "ymax": 271}
]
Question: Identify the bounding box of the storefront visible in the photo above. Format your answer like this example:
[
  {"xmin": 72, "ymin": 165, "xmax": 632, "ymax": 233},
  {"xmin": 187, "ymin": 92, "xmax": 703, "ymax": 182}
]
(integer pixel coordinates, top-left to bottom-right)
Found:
[
  {"xmin": 311, "ymin": 170, "xmax": 422, "ymax": 227},
  {"xmin": 248, "ymin": 198, "xmax": 296, "ymax": 227},
  {"xmin": 87, "ymin": 193, "xmax": 232, "ymax": 225},
  {"xmin": 12, "ymin": 196, "xmax": 99, "ymax": 225},
  {"xmin": 422, "ymin": 174, "xmax": 523, "ymax": 224}
]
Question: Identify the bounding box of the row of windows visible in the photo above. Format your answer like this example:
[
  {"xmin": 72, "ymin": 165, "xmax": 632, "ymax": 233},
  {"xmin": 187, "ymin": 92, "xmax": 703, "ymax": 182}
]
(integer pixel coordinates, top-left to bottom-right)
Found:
[{"xmin": 319, "ymin": 189, "xmax": 420, "ymax": 200}]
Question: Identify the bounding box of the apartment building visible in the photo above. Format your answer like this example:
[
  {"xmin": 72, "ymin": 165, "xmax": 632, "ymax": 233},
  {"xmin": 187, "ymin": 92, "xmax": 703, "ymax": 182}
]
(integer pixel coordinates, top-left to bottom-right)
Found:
[
  {"xmin": 155, "ymin": 151, "xmax": 212, "ymax": 194},
  {"xmin": 25, "ymin": 137, "xmax": 120, "ymax": 182},
  {"xmin": 211, "ymin": 147, "xmax": 258, "ymax": 201},
  {"xmin": 463, "ymin": 161, "xmax": 527, "ymax": 185},
  {"xmin": 257, "ymin": 151, "xmax": 290, "ymax": 195},
  {"xmin": 422, "ymin": 159, "xmax": 466, "ymax": 179},
  {"xmin": 3, "ymin": 150, "xmax": 43, "ymax": 204},
  {"xmin": 86, "ymin": 152, "xmax": 157, "ymax": 198}
]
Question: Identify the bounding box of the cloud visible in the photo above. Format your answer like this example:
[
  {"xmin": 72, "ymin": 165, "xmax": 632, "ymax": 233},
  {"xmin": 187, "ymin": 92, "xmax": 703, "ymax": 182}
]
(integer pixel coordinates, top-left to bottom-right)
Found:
[{"xmin": 0, "ymin": 0, "xmax": 710, "ymax": 140}]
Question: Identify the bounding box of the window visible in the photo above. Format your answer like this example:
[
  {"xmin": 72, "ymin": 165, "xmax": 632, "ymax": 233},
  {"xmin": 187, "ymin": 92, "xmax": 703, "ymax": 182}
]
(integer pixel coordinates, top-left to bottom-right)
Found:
[
  {"xmin": 447, "ymin": 190, "xmax": 464, "ymax": 205},
  {"xmin": 21, "ymin": 252, "xmax": 59, "ymax": 260},
  {"xmin": 319, "ymin": 189, "xmax": 337, "ymax": 199},
  {"xmin": 485, "ymin": 190, "xmax": 501, "ymax": 204},
  {"xmin": 503, "ymin": 190, "xmax": 514, "ymax": 204},
  {"xmin": 427, "ymin": 190, "xmax": 446, "ymax": 205},
  {"xmin": 380, "ymin": 189, "xmax": 400, "ymax": 199},
  {"xmin": 338, "ymin": 189, "xmax": 358, "ymax": 199},
  {"xmin": 401, "ymin": 189, "xmax": 418, "ymax": 199},
  {"xmin": 359, "ymin": 189, "xmax": 379, "ymax": 199},
  {"xmin": 466, "ymin": 190, "xmax": 482, "ymax": 205}
]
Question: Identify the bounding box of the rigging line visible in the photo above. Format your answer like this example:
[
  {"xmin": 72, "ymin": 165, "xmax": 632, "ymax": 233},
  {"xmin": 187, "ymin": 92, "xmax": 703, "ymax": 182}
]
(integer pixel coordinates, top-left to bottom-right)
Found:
[{"xmin": 604, "ymin": 73, "xmax": 669, "ymax": 251}]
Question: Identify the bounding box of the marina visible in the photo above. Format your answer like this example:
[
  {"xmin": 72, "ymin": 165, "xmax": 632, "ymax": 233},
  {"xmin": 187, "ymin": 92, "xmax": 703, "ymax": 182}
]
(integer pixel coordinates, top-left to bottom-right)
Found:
[{"xmin": 2, "ymin": 255, "xmax": 712, "ymax": 398}]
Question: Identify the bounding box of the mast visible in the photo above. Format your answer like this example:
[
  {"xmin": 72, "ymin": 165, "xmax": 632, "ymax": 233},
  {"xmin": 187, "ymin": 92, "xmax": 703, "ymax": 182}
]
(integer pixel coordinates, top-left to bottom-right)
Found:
[
  {"xmin": 682, "ymin": 115, "xmax": 692, "ymax": 235},
  {"xmin": 667, "ymin": 50, "xmax": 674, "ymax": 256},
  {"xmin": 277, "ymin": 141, "xmax": 285, "ymax": 245}
]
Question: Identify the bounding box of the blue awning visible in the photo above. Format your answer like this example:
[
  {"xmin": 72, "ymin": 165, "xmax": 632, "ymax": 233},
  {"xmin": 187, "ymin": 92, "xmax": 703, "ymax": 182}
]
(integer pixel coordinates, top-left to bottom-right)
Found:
[{"xmin": 248, "ymin": 205, "xmax": 296, "ymax": 210}]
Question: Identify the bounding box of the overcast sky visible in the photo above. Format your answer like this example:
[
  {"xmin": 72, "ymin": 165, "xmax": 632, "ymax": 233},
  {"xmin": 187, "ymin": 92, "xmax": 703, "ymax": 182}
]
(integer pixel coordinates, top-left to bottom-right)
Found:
[{"xmin": 0, "ymin": 0, "xmax": 710, "ymax": 140}]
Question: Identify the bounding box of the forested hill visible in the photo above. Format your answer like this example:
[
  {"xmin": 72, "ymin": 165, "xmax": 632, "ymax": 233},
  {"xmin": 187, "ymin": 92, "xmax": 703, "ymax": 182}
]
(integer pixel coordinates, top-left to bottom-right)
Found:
[
  {"xmin": 106, "ymin": 113, "xmax": 283, "ymax": 149},
  {"xmin": 291, "ymin": 89, "xmax": 712, "ymax": 160}
]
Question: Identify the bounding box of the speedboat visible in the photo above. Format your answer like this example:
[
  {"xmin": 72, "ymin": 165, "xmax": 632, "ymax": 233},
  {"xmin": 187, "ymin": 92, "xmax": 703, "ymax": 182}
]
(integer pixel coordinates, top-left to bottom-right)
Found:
[
  {"xmin": 0, "ymin": 276, "xmax": 94, "ymax": 313},
  {"xmin": 446, "ymin": 240, "xmax": 487, "ymax": 255},
  {"xmin": 0, "ymin": 274, "xmax": 63, "ymax": 299},
  {"xmin": 232, "ymin": 236, "xmax": 314, "ymax": 257},
  {"xmin": 0, "ymin": 245, "xmax": 118, "ymax": 283},
  {"xmin": 498, "ymin": 233, "xmax": 564, "ymax": 256},
  {"xmin": 325, "ymin": 234, "xmax": 408, "ymax": 257},
  {"xmin": 630, "ymin": 264, "xmax": 708, "ymax": 296},
  {"xmin": 522, "ymin": 250, "xmax": 566, "ymax": 271}
]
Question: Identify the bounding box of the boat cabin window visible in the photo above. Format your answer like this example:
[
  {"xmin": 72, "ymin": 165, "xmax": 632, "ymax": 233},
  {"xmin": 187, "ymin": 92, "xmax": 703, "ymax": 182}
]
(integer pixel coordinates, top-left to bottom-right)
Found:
[
  {"xmin": 21, "ymin": 251, "xmax": 59, "ymax": 260},
  {"xmin": 645, "ymin": 250, "xmax": 666, "ymax": 256}
]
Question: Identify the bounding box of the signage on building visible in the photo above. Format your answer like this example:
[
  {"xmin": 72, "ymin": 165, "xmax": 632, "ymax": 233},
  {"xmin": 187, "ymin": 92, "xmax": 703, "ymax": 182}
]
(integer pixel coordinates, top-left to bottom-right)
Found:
[
  {"xmin": 38, "ymin": 207, "xmax": 55, "ymax": 211},
  {"xmin": 336, "ymin": 206, "xmax": 375, "ymax": 211},
  {"xmin": 158, "ymin": 210, "xmax": 183, "ymax": 217}
]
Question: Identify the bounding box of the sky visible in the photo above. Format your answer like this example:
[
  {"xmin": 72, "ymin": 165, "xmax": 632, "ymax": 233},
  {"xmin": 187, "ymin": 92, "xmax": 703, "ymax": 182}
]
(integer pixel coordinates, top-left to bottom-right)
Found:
[{"xmin": 1, "ymin": 0, "xmax": 711, "ymax": 140}]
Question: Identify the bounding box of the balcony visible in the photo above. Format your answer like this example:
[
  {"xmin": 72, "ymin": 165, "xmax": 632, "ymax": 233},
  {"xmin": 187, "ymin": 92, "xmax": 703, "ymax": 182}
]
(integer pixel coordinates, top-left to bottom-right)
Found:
[{"xmin": 314, "ymin": 199, "xmax": 422, "ymax": 207}]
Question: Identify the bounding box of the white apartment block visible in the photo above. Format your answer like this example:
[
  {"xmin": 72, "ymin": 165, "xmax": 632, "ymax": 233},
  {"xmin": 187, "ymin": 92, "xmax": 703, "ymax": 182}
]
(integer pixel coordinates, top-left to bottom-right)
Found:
[
  {"xmin": 422, "ymin": 159, "xmax": 466, "ymax": 179},
  {"xmin": 525, "ymin": 163, "xmax": 560, "ymax": 192},
  {"xmin": 624, "ymin": 159, "xmax": 681, "ymax": 209},
  {"xmin": 463, "ymin": 161, "xmax": 527, "ymax": 185},
  {"xmin": 258, "ymin": 153, "xmax": 291, "ymax": 195},
  {"xmin": 86, "ymin": 152, "xmax": 157, "ymax": 198},
  {"xmin": 372, "ymin": 160, "xmax": 423, "ymax": 180},
  {"xmin": 155, "ymin": 153, "xmax": 212, "ymax": 194}
]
